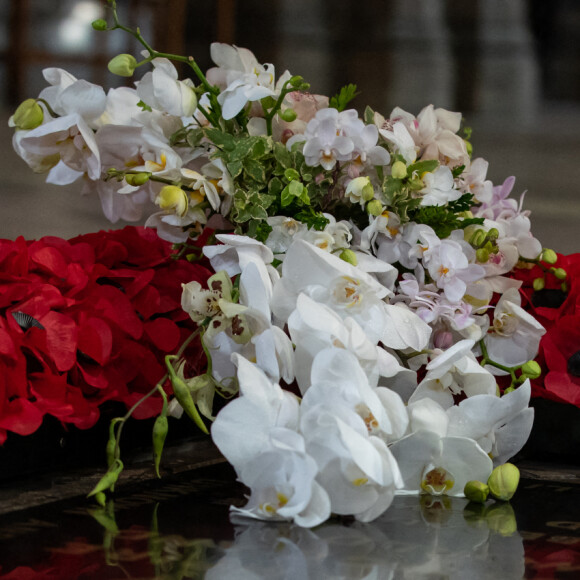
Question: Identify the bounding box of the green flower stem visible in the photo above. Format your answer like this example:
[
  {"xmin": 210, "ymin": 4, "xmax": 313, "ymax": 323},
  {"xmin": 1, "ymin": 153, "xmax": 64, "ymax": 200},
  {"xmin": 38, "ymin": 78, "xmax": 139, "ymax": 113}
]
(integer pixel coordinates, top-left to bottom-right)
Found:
[
  {"xmin": 108, "ymin": 0, "xmax": 221, "ymax": 126},
  {"xmin": 35, "ymin": 98, "xmax": 60, "ymax": 119},
  {"xmin": 264, "ymin": 80, "xmax": 295, "ymax": 136},
  {"xmin": 104, "ymin": 326, "xmax": 203, "ymax": 482},
  {"xmin": 478, "ymin": 339, "xmax": 518, "ymax": 385}
]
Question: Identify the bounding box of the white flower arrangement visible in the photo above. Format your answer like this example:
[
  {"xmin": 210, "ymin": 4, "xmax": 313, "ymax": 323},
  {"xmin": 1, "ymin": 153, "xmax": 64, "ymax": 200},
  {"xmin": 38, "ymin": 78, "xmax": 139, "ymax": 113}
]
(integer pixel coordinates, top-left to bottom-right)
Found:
[{"xmin": 10, "ymin": 1, "xmax": 548, "ymax": 527}]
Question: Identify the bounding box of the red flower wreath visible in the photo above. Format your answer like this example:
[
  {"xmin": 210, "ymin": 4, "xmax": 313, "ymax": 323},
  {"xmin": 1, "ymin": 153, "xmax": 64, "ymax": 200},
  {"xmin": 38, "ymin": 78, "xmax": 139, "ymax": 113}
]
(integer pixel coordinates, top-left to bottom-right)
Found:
[{"xmin": 0, "ymin": 227, "xmax": 212, "ymax": 444}]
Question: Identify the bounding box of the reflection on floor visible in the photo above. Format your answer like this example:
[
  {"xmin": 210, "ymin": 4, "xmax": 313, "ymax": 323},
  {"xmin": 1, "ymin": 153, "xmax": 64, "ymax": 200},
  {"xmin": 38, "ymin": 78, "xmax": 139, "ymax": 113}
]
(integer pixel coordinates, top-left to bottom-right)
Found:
[{"xmin": 0, "ymin": 457, "xmax": 579, "ymax": 579}]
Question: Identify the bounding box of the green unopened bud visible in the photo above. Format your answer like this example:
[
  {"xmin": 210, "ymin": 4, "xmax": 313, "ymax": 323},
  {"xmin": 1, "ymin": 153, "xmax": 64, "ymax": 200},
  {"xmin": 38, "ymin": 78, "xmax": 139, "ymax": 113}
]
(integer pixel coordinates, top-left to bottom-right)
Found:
[
  {"xmin": 108, "ymin": 53, "xmax": 138, "ymax": 77},
  {"xmin": 485, "ymin": 502, "xmax": 517, "ymax": 536},
  {"xmin": 92, "ymin": 18, "xmax": 108, "ymax": 31},
  {"xmin": 124, "ymin": 172, "xmax": 151, "ymax": 186},
  {"xmin": 470, "ymin": 229, "xmax": 486, "ymax": 247},
  {"xmin": 289, "ymin": 75, "xmax": 304, "ymax": 88},
  {"xmin": 521, "ymin": 360, "xmax": 541, "ymax": 380},
  {"xmin": 561, "ymin": 282, "xmax": 568, "ymax": 292},
  {"xmin": 339, "ymin": 249, "xmax": 358, "ymax": 266},
  {"xmin": 391, "ymin": 160, "xmax": 407, "ymax": 179},
  {"xmin": 487, "ymin": 228, "xmax": 499, "ymax": 240},
  {"xmin": 503, "ymin": 386, "xmax": 515, "ymax": 395},
  {"xmin": 541, "ymin": 248, "xmax": 557, "ymax": 264},
  {"xmin": 279, "ymin": 108, "xmax": 297, "ymax": 122},
  {"xmin": 465, "ymin": 140, "xmax": 473, "ymax": 157},
  {"xmin": 361, "ymin": 183, "xmax": 374, "ymax": 202},
  {"xmin": 532, "ymin": 277, "xmax": 545, "ymax": 291},
  {"xmin": 488, "ymin": 463, "xmax": 520, "ymax": 501},
  {"xmin": 366, "ymin": 199, "xmax": 383, "ymax": 216},
  {"xmin": 552, "ymin": 267, "xmax": 567, "ymax": 280},
  {"xmin": 476, "ymin": 248, "xmax": 489, "ymax": 263},
  {"xmin": 464, "ymin": 480, "xmax": 489, "ymax": 504},
  {"xmin": 10, "ymin": 99, "xmax": 44, "ymax": 130}
]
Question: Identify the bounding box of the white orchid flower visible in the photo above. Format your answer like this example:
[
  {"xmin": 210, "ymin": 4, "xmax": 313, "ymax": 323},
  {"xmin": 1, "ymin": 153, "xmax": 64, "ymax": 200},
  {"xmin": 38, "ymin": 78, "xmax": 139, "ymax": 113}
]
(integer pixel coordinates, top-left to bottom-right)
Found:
[
  {"xmin": 306, "ymin": 346, "xmax": 409, "ymax": 443},
  {"xmin": 379, "ymin": 121, "xmax": 417, "ymax": 164},
  {"xmin": 391, "ymin": 427, "xmax": 493, "ymax": 497},
  {"xmin": 208, "ymin": 43, "xmax": 292, "ymax": 120},
  {"xmin": 288, "ymin": 294, "xmax": 409, "ymax": 394},
  {"xmin": 447, "ymin": 380, "xmax": 534, "ymax": 466},
  {"xmin": 231, "ymin": 427, "xmax": 331, "ymax": 528},
  {"xmin": 410, "ymin": 339, "xmax": 497, "ymax": 409},
  {"xmin": 39, "ymin": 67, "xmax": 107, "ymax": 126},
  {"xmin": 19, "ymin": 113, "xmax": 101, "ymax": 181},
  {"xmin": 419, "ymin": 166, "xmax": 462, "ymax": 207},
  {"xmin": 136, "ymin": 58, "xmax": 197, "ymax": 118},
  {"xmin": 211, "ymin": 355, "xmax": 300, "ymax": 472},
  {"xmin": 300, "ymin": 396, "xmax": 403, "ymax": 522},
  {"xmin": 483, "ymin": 287, "xmax": 546, "ymax": 370}
]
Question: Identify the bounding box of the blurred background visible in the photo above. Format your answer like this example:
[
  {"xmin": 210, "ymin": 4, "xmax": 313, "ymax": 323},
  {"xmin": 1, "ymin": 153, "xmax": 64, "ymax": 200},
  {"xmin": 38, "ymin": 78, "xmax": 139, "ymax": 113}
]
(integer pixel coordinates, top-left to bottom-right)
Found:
[{"xmin": 1, "ymin": 0, "xmax": 580, "ymax": 252}]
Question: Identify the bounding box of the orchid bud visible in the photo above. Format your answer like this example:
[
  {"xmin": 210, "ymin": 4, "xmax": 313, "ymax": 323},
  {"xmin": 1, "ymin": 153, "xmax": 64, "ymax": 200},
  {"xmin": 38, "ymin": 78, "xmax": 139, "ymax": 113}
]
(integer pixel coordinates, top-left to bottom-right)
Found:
[
  {"xmin": 470, "ymin": 229, "xmax": 486, "ymax": 247},
  {"xmin": 124, "ymin": 172, "xmax": 151, "ymax": 186},
  {"xmin": 503, "ymin": 386, "xmax": 515, "ymax": 395},
  {"xmin": 108, "ymin": 53, "xmax": 138, "ymax": 77},
  {"xmin": 289, "ymin": 75, "xmax": 304, "ymax": 88},
  {"xmin": 476, "ymin": 248, "xmax": 489, "ymax": 263},
  {"xmin": 92, "ymin": 18, "xmax": 108, "ymax": 31},
  {"xmin": 541, "ymin": 248, "xmax": 558, "ymax": 264},
  {"xmin": 339, "ymin": 249, "xmax": 358, "ymax": 266},
  {"xmin": 488, "ymin": 463, "xmax": 520, "ymax": 501},
  {"xmin": 487, "ymin": 228, "xmax": 499, "ymax": 240},
  {"xmin": 532, "ymin": 277, "xmax": 545, "ymax": 291},
  {"xmin": 465, "ymin": 140, "xmax": 473, "ymax": 157},
  {"xmin": 391, "ymin": 160, "xmax": 407, "ymax": 179},
  {"xmin": 156, "ymin": 185, "xmax": 189, "ymax": 217},
  {"xmin": 521, "ymin": 360, "xmax": 541, "ymax": 380},
  {"xmin": 279, "ymin": 108, "xmax": 297, "ymax": 122},
  {"xmin": 552, "ymin": 267, "xmax": 567, "ymax": 280},
  {"xmin": 561, "ymin": 281, "xmax": 568, "ymax": 292},
  {"xmin": 10, "ymin": 99, "xmax": 44, "ymax": 130},
  {"xmin": 464, "ymin": 480, "xmax": 489, "ymax": 504},
  {"xmin": 366, "ymin": 199, "xmax": 383, "ymax": 216}
]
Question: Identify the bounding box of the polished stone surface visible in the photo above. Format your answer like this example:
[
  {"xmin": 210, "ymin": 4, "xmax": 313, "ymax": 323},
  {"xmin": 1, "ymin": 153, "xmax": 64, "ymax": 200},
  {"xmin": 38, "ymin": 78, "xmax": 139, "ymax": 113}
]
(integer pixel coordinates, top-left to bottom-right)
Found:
[{"xmin": 0, "ymin": 455, "xmax": 579, "ymax": 579}]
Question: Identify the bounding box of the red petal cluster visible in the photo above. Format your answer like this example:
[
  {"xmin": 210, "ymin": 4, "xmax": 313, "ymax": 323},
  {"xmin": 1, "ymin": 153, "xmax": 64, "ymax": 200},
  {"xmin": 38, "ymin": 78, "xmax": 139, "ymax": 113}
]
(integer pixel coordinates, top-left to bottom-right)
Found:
[
  {"xmin": 0, "ymin": 227, "xmax": 212, "ymax": 443},
  {"xmin": 512, "ymin": 253, "xmax": 580, "ymax": 407}
]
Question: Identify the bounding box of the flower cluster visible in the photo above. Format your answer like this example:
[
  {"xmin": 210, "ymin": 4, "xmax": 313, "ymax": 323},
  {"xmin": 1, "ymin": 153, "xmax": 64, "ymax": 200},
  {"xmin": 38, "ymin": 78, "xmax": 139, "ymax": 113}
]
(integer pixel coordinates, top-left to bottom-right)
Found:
[
  {"xmin": 511, "ymin": 252, "xmax": 580, "ymax": 407},
  {"xmin": 0, "ymin": 227, "xmax": 211, "ymax": 444},
  {"xmin": 8, "ymin": 1, "xmax": 548, "ymax": 526}
]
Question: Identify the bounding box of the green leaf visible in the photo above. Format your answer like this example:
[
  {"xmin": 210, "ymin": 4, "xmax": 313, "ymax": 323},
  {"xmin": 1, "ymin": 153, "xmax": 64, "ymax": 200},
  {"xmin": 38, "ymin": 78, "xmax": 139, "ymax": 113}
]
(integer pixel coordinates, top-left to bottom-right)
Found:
[
  {"xmin": 459, "ymin": 217, "xmax": 485, "ymax": 229},
  {"xmin": 137, "ymin": 100, "xmax": 152, "ymax": 112},
  {"xmin": 364, "ymin": 106, "xmax": 376, "ymax": 125},
  {"xmin": 295, "ymin": 207, "xmax": 329, "ymax": 231},
  {"xmin": 452, "ymin": 164, "xmax": 466, "ymax": 178},
  {"xmin": 185, "ymin": 128, "xmax": 204, "ymax": 149},
  {"xmin": 227, "ymin": 160, "xmax": 243, "ymax": 179},
  {"xmin": 246, "ymin": 219, "xmax": 273, "ymax": 243},
  {"xmin": 407, "ymin": 159, "xmax": 439, "ymax": 177},
  {"xmin": 268, "ymin": 176, "xmax": 284, "ymax": 196},
  {"xmin": 329, "ymin": 84, "xmax": 360, "ymax": 112},
  {"xmin": 244, "ymin": 158, "xmax": 268, "ymax": 183},
  {"xmin": 273, "ymin": 142, "xmax": 293, "ymax": 169},
  {"xmin": 205, "ymin": 128, "xmax": 236, "ymax": 151},
  {"xmin": 448, "ymin": 192, "xmax": 476, "ymax": 213}
]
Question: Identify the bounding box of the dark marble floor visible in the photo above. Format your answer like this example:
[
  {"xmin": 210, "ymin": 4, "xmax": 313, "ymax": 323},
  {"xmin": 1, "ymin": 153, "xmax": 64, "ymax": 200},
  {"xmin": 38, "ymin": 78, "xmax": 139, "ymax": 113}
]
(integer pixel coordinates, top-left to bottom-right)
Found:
[{"xmin": 0, "ymin": 434, "xmax": 579, "ymax": 579}]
